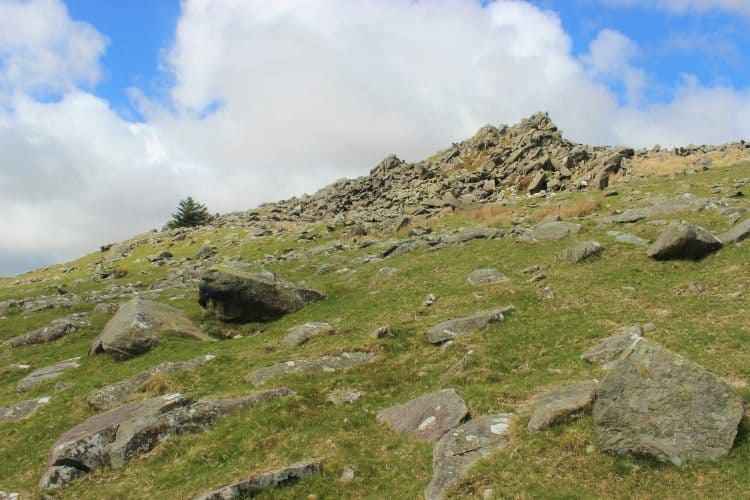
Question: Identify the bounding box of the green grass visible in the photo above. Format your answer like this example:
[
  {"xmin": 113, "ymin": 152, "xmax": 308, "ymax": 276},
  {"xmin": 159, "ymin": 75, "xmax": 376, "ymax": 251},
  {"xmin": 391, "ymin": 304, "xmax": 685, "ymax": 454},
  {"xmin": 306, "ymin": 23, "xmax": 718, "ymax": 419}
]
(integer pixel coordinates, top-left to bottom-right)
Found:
[{"xmin": 0, "ymin": 161, "xmax": 748, "ymax": 498}]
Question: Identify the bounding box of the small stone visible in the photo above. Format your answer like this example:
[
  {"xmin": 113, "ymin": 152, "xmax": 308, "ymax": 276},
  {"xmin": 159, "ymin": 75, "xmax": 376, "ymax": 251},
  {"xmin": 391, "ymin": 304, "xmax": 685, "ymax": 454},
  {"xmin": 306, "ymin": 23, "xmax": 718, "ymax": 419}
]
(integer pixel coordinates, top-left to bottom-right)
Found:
[
  {"xmin": 426, "ymin": 306, "xmax": 515, "ymax": 344},
  {"xmin": 467, "ymin": 268, "xmax": 507, "ymax": 286},
  {"xmin": 423, "ymin": 294, "xmax": 438, "ymax": 307},
  {"xmin": 340, "ymin": 467, "xmax": 356, "ymax": 483},
  {"xmin": 559, "ymin": 241, "xmax": 604, "ymax": 263},
  {"xmin": 327, "ymin": 391, "xmax": 364, "ymax": 405},
  {"xmin": 370, "ymin": 326, "xmax": 395, "ymax": 339}
]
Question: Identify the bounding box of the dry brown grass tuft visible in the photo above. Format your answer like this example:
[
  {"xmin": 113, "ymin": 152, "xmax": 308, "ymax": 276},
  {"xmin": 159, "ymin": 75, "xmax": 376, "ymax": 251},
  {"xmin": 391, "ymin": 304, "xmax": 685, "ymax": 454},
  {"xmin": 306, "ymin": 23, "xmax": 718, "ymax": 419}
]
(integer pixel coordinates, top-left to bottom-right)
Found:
[
  {"xmin": 528, "ymin": 196, "xmax": 604, "ymax": 223},
  {"xmin": 137, "ymin": 372, "xmax": 181, "ymax": 397},
  {"xmin": 459, "ymin": 203, "xmax": 515, "ymax": 226}
]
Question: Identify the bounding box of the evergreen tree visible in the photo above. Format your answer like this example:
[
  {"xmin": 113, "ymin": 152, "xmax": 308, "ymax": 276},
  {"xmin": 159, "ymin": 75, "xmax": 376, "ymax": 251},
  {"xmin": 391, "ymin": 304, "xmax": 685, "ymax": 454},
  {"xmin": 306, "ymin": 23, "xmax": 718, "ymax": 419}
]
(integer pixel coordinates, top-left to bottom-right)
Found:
[{"xmin": 167, "ymin": 196, "xmax": 210, "ymax": 228}]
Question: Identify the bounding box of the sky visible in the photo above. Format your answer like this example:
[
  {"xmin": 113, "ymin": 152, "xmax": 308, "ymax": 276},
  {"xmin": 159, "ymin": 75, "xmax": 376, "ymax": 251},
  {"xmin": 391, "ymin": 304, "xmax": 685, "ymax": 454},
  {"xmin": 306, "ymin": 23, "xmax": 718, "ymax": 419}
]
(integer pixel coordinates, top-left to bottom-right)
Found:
[{"xmin": 2, "ymin": 0, "xmax": 750, "ymax": 276}]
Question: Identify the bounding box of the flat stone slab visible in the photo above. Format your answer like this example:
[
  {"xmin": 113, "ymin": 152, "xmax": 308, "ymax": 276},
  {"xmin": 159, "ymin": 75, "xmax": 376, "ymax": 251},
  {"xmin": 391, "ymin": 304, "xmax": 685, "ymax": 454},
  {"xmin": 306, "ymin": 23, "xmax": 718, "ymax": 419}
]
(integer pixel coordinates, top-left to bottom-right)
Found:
[
  {"xmin": 87, "ymin": 354, "xmax": 216, "ymax": 411},
  {"xmin": 594, "ymin": 338, "xmax": 743, "ymax": 465},
  {"xmin": 245, "ymin": 351, "xmax": 377, "ymax": 386},
  {"xmin": 581, "ymin": 325, "xmax": 642, "ymax": 367},
  {"xmin": 607, "ymin": 231, "xmax": 649, "ymax": 246},
  {"xmin": 17, "ymin": 357, "xmax": 80, "ymax": 393},
  {"xmin": 598, "ymin": 195, "xmax": 710, "ymax": 224},
  {"xmin": 559, "ymin": 241, "xmax": 604, "ymax": 263},
  {"xmin": 532, "ymin": 221, "xmax": 581, "ymax": 241},
  {"xmin": 427, "ymin": 306, "xmax": 515, "ymax": 344},
  {"xmin": 8, "ymin": 313, "xmax": 89, "ymax": 347},
  {"xmin": 527, "ymin": 380, "xmax": 598, "ymax": 431},
  {"xmin": 718, "ymin": 218, "xmax": 750, "ymax": 244},
  {"xmin": 646, "ymin": 221, "xmax": 722, "ymax": 260},
  {"xmin": 327, "ymin": 390, "xmax": 364, "ymax": 405},
  {"xmin": 40, "ymin": 389, "xmax": 294, "ymax": 489},
  {"xmin": 442, "ymin": 227, "xmax": 500, "ymax": 244},
  {"xmin": 466, "ymin": 269, "xmax": 507, "ymax": 286},
  {"xmin": 377, "ymin": 388, "xmax": 469, "ymax": 442},
  {"xmin": 0, "ymin": 396, "xmax": 51, "ymax": 424},
  {"xmin": 282, "ymin": 322, "xmax": 333, "ymax": 348},
  {"xmin": 90, "ymin": 298, "xmax": 213, "ymax": 360},
  {"xmin": 425, "ymin": 414, "xmax": 513, "ymax": 500},
  {"xmin": 193, "ymin": 460, "xmax": 323, "ymax": 499},
  {"xmin": 198, "ymin": 265, "xmax": 325, "ymax": 322}
]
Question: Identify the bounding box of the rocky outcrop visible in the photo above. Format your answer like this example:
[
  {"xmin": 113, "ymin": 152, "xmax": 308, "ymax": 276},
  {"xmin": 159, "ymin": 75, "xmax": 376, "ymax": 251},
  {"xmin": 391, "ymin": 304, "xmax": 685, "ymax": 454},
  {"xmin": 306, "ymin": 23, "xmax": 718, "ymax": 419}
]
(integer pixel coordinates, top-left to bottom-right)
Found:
[
  {"xmin": 198, "ymin": 265, "xmax": 325, "ymax": 322},
  {"xmin": 7, "ymin": 313, "xmax": 88, "ymax": 347},
  {"xmin": 376, "ymin": 388, "xmax": 468, "ymax": 442},
  {"xmin": 246, "ymin": 351, "xmax": 377, "ymax": 386},
  {"xmin": 427, "ymin": 306, "xmax": 515, "ymax": 344},
  {"xmin": 0, "ymin": 396, "xmax": 51, "ymax": 423},
  {"xmin": 425, "ymin": 414, "xmax": 513, "ymax": 500},
  {"xmin": 646, "ymin": 222, "xmax": 722, "ymax": 260},
  {"xmin": 194, "ymin": 460, "xmax": 323, "ymax": 499},
  {"xmin": 86, "ymin": 355, "xmax": 216, "ymax": 411},
  {"xmin": 594, "ymin": 339, "xmax": 743, "ymax": 465},
  {"xmin": 527, "ymin": 380, "xmax": 598, "ymax": 431},
  {"xmin": 17, "ymin": 358, "xmax": 80, "ymax": 393},
  {"xmin": 558, "ymin": 241, "xmax": 604, "ymax": 263},
  {"xmin": 40, "ymin": 389, "xmax": 294, "ymax": 489},
  {"xmin": 89, "ymin": 298, "xmax": 212, "ymax": 360}
]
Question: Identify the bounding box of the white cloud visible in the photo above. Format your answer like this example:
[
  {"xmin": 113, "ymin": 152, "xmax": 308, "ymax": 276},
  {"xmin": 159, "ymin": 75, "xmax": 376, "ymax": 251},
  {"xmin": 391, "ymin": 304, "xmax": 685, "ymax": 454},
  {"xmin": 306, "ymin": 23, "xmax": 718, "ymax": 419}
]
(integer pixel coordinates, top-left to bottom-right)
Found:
[
  {"xmin": 2, "ymin": 0, "xmax": 750, "ymax": 275},
  {"xmin": 607, "ymin": 0, "xmax": 750, "ymax": 17}
]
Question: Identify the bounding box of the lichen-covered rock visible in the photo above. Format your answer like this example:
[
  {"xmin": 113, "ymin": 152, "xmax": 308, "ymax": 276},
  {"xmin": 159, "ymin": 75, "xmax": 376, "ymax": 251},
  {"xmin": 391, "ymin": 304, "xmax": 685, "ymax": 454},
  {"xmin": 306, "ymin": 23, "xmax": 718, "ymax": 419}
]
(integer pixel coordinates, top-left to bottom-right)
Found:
[
  {"xmin": 581, "ymin": 325, "xmax": 642, "ymax": 366},
  {"xmin": 377, "ymin": 388, "xmax": 468, "ymax": 442},
  {"xmin": 198, "ymin": 265, "xmax": 325, "ymax": 322},
  {"xmin": 89, "ymin": 298, "xmax": 212, "ymax": 360},
  {"xmin": 193, "ymin": 460, "xmax": 323, "ymax": 499},
  {"xmin": 86, "ymin": 355, "xmax": 216, "ymax": 411},
  {"xmin": 246, "ymin": 351, "xmax": 377, "ymax": 386},
  {"xmin": 466, "ymin": 269, "xmax": 507, "ymax": 286},
  {"xmin": 8, "ymin": 313, "xmax": 88, "ymax": 347},
  {"xmin": 0, "ymin": 396, "xmax": 51, "ymax": 423},
  {"xmin": 558, "ymin": 241, "xmax": 604, "ymax": 263},
  {"xmin": 646, "ymin": 221, "xmax": 722, "ymax": 260},
  {"xmin": 427, "ymin": 306, "xmax": 515, "ymax": 344},
  {"xmin": 532, "ymin": 221, "xmax": 581, "ymax": 241},
  {"xmin": 425, "ymin": 414, "xmax": 513, "ymax": 500},
  {"xmin": 17, "ymin": 358, "xmax": 80, "ymax": 393},
  {"xmin": 594, "ymin": 339, "xmax": 743, "ymax": 465},
  {"xmin": 282, "ymin": 322, "xmax": 333, "ymax": 348},
  {"xmin": 527, "ymin": 380, "xmax": 598, "ymax": 431}
]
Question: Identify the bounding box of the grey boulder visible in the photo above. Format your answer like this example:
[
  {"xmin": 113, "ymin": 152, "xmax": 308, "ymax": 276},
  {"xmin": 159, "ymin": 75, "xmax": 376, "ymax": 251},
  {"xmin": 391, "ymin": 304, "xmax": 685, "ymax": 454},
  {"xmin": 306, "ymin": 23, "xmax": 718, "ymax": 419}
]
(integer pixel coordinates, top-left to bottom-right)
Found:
[
  {"xmin": 198, "ymin": 265, "xmax": 325, "ymax": 322},
  {"xmin": 527, "ymin": 380, "xmax": 598, "ymax": 431},
  {"xmin": 594, "ymin": 338, "xmax": 743, "ymax": 465},
  {"xmin": 17, "ymin": 357, "xmax": 80, "ymax": 393},
  {"xmin": 646, "ymin": 222, "xmax": 722, "ymax": 260},
  {"xmin": 466, "ymin": 269, "xmax": 507, "ymax": 286},
  {"xmin": 194, "ymin": 460, "xmax": 323, "ymax": 499},
  {"xmin": 90, "ymin": 298, "xmax": 212, "ymax": 360},
  {"xmin": 0, "ymin": 396, "xmax": 51, "ymax": 423},
  {"xmin": 8, "ymin": 313, "xmax": 88, "ymax": 347},
  {"xmin": 581, "ymin": 324, "xmax": 642, "ymax": 367},
  {"xmin": 377, "ymin": 388, "xmax": 468, "ymax": 442},
  {"xmin": 718, "ymin": 218, "xmax": 750, "ymax": 244},
  {"xmin": 427, "ymin": 306, "xmax": 515, "ymax": 344},
  {"xmin": 558, "ymin": 241, "xmax": 604, "ymax": 263},
  {"xmin": 282, "ymin": 322, "xmax": 333, "ymax": 348},
  {"xmin": 532, "ymin": 221, "xmax": 581, "ymax": 241},
  {"xmin": 425, "ymin": 414, "xmax": 513, "ymax": 500}
]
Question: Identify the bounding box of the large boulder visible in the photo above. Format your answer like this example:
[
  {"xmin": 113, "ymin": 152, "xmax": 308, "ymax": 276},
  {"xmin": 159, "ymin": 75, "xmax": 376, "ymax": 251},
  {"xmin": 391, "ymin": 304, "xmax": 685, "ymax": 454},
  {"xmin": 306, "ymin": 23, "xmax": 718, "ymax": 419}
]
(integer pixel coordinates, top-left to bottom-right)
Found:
[
  {"xmin": 427, "ymin": 306, "xmax": 515, "ymax": 344},
  {"xmin": 89, "ymin": 298, "xmax": 212, "ymax": 360},
  {"xmin": 425, "ymin": 414, "xmax": 513, "ymax": 500},
  {"xmin": 646, "ymin": 222, "xmax": 722, "ymax": 260},
  {"xmin": 376, "ymin": 388, "xmax": 468, "ymax": 442},
  {"xmin": 86, "ymin": 355, "xmax": 216, "ymax": 411},
  {"xmin": 194, "ymin": 460, "xmax": 323, "ymax": 499},
  {"xmin": 17, "ymin": 358, "xmax": 80, "ymax": 393},
  {"xmin": 593, "ymin": 339, "xmax": 743, "ymax": 465},
  {"xmin": 198, "ymin": 265, "xmax": 325, "ymax": 322},
  {"xmin": 8, "ymin": 313, "xmax": 88, "ymax": 347},
  {"xmin": 40, "ymin": 389, "xmax": 294, "ymax": 489},
  {"xmin": 246, "ymin": 351, "xmax": 377, "ymax": 386}
]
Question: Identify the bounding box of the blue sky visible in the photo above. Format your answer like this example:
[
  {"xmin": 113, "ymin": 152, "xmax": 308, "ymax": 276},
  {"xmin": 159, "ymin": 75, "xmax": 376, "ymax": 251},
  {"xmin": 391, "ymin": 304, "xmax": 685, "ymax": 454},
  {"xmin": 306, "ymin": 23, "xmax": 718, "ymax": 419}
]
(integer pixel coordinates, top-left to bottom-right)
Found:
[{"xmin": 2, "ymin": 0, "xmax": 750, "ymax": 276}]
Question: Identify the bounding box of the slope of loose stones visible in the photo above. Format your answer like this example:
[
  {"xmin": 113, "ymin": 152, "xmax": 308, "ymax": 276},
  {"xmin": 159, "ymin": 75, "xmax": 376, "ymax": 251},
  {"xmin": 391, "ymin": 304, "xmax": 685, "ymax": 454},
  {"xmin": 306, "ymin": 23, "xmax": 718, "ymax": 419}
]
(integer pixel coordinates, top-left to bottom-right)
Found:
[
  {"xmin": 376, "ymin": 388, "xmax": 469, "ymax": 443},
  {"xmin": 425, "ymin": 414, "xmax": 513, "ymax": 500},
  {"xmin": 245, "ymin": 351, "xmax": 377, "ymax": 386},
  {"xmin": 427, "ymin": 306, "xmax": 515, "ymax": 344},
  {"xmin": 193, "ymin": 460, "xmax": 323, "ymax": 499}
]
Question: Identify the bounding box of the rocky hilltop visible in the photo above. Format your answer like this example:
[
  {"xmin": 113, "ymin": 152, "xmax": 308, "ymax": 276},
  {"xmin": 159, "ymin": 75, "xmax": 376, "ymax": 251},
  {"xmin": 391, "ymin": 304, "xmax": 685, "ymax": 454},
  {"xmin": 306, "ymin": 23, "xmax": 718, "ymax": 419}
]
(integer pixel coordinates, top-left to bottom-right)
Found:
[{"xmin": 1, "ymin": 112, "xmax": 749, "ymax": 499}]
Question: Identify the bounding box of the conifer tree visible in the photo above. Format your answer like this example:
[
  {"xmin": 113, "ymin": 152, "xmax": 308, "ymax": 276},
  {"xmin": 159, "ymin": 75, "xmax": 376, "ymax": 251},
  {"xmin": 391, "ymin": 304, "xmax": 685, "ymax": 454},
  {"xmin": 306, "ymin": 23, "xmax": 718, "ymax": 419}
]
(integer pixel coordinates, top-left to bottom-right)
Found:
[{"xmin": 167, "ymin": 196, "xmax": 210, "ymax": 228}]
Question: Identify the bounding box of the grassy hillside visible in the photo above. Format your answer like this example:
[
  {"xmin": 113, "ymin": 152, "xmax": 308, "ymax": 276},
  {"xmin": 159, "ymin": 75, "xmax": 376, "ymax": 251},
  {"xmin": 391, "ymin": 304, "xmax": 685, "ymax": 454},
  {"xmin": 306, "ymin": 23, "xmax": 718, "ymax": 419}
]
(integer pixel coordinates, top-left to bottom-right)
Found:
[{"xmin": 1, "ymin": 160, "xmax": 748, "ymax": 498}]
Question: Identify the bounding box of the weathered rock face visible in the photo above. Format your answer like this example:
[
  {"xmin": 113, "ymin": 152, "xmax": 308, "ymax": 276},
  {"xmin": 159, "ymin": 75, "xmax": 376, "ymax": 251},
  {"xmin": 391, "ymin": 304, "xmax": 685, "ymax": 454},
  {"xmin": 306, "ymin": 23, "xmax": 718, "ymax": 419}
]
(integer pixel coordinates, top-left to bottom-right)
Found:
[
  {"xmin": 593, "ymin": 339, "xmax": 743, "ymax": 465},
  {"xmin": 86, "ymin": 355, "xmax": 216, "ymax": 411},
  {"xmin": 466, "ymin": 268, "xmax": 507, "ymax": 286},
  {"xmin": 282, "ymin": 322, "xmax": 333, "ymax": 348},
  {"xmin": 559, "ymin": 241, "xmax": 604, "ymax": 263},
  {"xmin": 194, "ymin": 460, "xmax": 323, "ymax": 500},
  {"xmin": 0, "ymin": 396, "xmax": 51, "ymax": 423},
  {"xmin": 427, "ymin": 306, "xmax": 515, "ymax": 344},
  {"xmin": 718, "ymin": 218, "xmax": 750, "ymax": 244},
  {"xmin": 646, "ymin": 222, "xmax": 722, "ymax": 260},
  {"xmin": 376, "ymin": 388, "xmax": 469, "ymax": 442},
  {"xmin": 425, "ymin": 414, "xmax": 513, "ymax": 500},
  {"xmin": 532, "ymin": 221, "xmax": 582, "ymax": 241},
  {"xmin": 17, "ymin": 357, "xmax": 80, "ymax": 393},
  {"xmin": 198, "ymin": 265, "xmax": 325, "ymax": 322},
  {"xmin": 40, "ymin": 389, "xmax": 294, "ymax": 489},
  {"xmin": 246, "ymin": 351, "xmax": 377, "ymax": 386},
  {"xmin": 8, "ymin": 313, "xmax": 89, "ymax": 347},
  {"xmin": 581, "ymin": 325, "xmax": 642, "ymax": 367},
  {"xmin": 527, "ymin": 380, "xmax": 598, "ymax": 431},
  {"xmin": 89, "ymin": 298, "xmax": 211, "ymax": 361}
]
